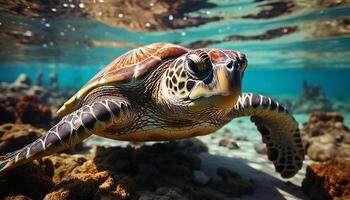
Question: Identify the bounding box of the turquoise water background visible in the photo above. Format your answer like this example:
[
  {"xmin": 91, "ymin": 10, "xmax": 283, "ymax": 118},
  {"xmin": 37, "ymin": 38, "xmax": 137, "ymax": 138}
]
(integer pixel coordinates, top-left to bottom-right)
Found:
[{"xmin": 0, "ymin": 0, "xmax": 349, "ymax": 99}]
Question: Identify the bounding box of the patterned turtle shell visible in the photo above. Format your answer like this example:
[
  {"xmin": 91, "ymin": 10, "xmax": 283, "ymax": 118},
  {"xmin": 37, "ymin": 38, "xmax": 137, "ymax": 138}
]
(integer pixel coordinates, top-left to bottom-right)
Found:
[{"xmin": 57, "ymin": 42, "xmax": 188, "ymax": 116}]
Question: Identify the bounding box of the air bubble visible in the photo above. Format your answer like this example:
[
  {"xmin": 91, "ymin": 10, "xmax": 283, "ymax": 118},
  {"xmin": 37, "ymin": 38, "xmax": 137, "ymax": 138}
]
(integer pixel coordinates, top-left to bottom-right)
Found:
[
  {"xmin": 168, "ymin": 15, "xmax": 174, "ymax": 21},
  {"xmin": 24, "ymin": 30, "xmax": 32, "ymax": 37},
  {"xmin": 79, "ymin": 3, "xmax": 85, "ymax": 8}
]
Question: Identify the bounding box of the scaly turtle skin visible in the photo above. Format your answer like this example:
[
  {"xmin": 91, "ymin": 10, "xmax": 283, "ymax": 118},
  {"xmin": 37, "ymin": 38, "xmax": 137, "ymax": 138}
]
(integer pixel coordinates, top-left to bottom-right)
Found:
[{"xmin": 0, "ymin": 42, "xmax": 304, "ymax": 178}]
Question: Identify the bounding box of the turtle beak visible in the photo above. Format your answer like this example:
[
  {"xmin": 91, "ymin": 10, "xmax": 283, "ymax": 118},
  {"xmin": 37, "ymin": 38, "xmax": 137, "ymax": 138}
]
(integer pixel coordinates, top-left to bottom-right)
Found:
[{"xmin": 188, "ymin": 59, "xmax": 242, "ymax": 112}]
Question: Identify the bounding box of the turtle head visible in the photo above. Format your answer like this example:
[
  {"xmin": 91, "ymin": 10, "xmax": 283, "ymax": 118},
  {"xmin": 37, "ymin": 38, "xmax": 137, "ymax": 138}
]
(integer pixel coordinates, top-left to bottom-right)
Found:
[{"xmin": 159, "ymin": 48, "xmax": 247, "ymax": 118}]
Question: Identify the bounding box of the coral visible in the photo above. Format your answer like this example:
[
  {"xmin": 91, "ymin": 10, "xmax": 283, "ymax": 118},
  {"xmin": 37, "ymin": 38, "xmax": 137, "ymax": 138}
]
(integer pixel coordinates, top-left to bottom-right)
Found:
[
  {"xmin": 3, "ymin": 195, "xmax": 32, "ymax": 200},
  {"xmin": 0, "ymin": 159, "xmax": 54, "ymax": 200},
  {"xmin": 302, "ymin": 160, "xmax": 350, "ymax": 200},
  {"xmin": 15, "ymin": 96, "xmax": 52, "ymax": 129},
  {"xmin": 0, "ymin": 123, "xmax": 45, "ymax": 155},
  {"xmin": 0, "ymin": 134, "xmax": 255, "ymax": 199},
  {"xmin": 0, "ymin": 74, "xmax": 75, "ymax": 119},
  {"xmin": 301, "ymin": 111, "xmax": 350, "ymax": 162}
]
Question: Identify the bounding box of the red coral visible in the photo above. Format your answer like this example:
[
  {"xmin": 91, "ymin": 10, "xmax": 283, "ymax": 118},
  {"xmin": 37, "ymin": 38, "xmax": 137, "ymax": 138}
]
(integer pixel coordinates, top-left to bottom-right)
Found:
[{"xmin": 15, "ymin": 96, "xmax": 52, "ymax": 128}]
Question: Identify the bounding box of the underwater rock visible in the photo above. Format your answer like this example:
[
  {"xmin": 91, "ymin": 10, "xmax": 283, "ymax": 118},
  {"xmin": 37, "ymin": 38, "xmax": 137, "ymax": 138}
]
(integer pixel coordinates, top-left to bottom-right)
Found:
[
  {"xmin": 213, "ymin": 167, "xmax": 255, "ymax": 197},
  {"xmin": 0, "ymin": 138, "xmax": 256, "ymax": 199},
  {"xmin": 3, "ymin": 195, "xmax": 32, "ymax": 200},
  {"xmin": 0, "ymin": 159, "xmax": 54, "ymax": 200},
  {"xmin": 15, "ymin": 96, "xmax": 52, "ymax": 129},
  {"xmin": 0, "ymin": 123, "xmax": 45, "ymax": 155},
  {"xmin": 254, "ymin": 142, "xmax": 267, "ymax": 155},
  {"xmin": 292, "ymin": 81, "xmax": 332, "ymax": 113},
  {"xmin": 14, "ymin": 73, "xmax": 31, "ymax": 86},
  {"xmin": 218, "ymin": 138, "xmax": 239, "ymax": 150},
  {"xmin": 302, "ymin": 160, "xmax": 350, "ymax": 200},
  {"xmin": 137, "ymin": 187, "xmax": 185, "ymax": 200},
  {"xmin": 175, "ymin": 137, "xmax": 209, "ymax": 154},
  {"xmin": 233, "ymin": 135, "xmax": 249, "ymax": 141},
  {"xmin": 301, "ymin": 111, "xmax": 350, "ymax": 162},
  {"xmin": 0, "ymin": 104, "xmax": 16, "ymax": 124},
  {"xmin": 193, "ymin": 170, "xmax": 211, "ymax": 186}
]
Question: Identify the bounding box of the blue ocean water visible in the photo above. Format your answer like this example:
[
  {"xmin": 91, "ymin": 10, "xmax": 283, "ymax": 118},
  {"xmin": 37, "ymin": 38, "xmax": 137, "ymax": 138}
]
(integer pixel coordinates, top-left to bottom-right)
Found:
[{"xmin": 0, "ymin": 0, "xmax": 349, "ymax": 101}]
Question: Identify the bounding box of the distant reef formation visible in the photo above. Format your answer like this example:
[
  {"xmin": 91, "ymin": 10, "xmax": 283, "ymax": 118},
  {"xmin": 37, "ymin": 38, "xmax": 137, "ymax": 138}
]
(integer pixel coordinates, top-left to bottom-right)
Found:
[
  {"xmin": 301, "ymin": 111, "xmax": 350, "ymax": 163},
  {"xmin": 0, "ymin": 123, "xmax": 255, "ymax": 199},
  {"xmin": 292, "ymin": 81, "xmax": 333, "ymax": 113},
  {"xmin": 0, "ymin": 73, "xmax": 75, "ymax": 127},
  {"xmin": 276, "ymin": 81, "xmax": 350, "ymax": 114}
]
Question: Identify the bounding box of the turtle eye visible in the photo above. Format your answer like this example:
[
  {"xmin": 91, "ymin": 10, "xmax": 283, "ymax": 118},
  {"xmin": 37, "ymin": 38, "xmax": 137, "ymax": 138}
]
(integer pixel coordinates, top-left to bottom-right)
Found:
[{"xmin": 186, "ymin": 53, "xmax": 211, "ymax": 78}]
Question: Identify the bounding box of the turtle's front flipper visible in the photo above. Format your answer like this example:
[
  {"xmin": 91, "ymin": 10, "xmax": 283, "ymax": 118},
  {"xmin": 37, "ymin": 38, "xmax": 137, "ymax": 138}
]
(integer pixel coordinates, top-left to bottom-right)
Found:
[
  {"xmin": 226, "ymin": 93, "xmax": 304, "ymax": 178},
  {"xmin": 0, "ymin": 99, "xmax": 128, "ymax": 173}
]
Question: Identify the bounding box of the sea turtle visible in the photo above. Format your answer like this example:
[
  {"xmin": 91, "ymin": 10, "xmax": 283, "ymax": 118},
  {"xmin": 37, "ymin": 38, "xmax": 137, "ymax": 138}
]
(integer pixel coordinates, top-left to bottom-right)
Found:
[{"xmin": 0, "ymin": 42, "xmax": 304, "ymax": 178}]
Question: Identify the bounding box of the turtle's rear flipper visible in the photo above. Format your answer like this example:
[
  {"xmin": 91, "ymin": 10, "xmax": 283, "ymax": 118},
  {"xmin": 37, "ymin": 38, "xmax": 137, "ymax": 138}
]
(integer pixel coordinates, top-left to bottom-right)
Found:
[
  {"xmin": 0, "ymin": 99, "xmax": 124, "ymax": 173},
  {"xmin": 228, "ymin": 93, "xmax": 304, "ymax": 178}
]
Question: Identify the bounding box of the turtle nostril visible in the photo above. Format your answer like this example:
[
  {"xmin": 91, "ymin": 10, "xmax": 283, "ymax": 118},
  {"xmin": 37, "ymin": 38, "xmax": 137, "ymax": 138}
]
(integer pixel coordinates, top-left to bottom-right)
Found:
[{"xmin": 226, "ymin": 60, "xmax": 233, "ymax": 69}]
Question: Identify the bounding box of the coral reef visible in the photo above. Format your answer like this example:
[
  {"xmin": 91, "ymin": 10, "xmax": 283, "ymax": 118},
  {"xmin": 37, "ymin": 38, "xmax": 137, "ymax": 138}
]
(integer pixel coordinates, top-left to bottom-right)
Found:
[
  {"xmin": 292, "ymin": 81, "xmax": 332, "ymax": 113},
  {"xmin": 301, "ymin": 111, "xmax": 350, "ymax": 162},
  {"xmin": 0, "ymin": 74, "xmax": 75, "ymax": 123},
  {"xmin": 0, "ymin": 159, "xmax": 55, "ymax": 200},
  {"xmin": 0, "ymin": 123, "xmax": 46, "ymax": 155},
  {"xmin": 0, "ymin": 127, "xmax": 256, "ymax": 199},
  {"xmin": 302, "ymin": 160, "xmax": 350, "ymax": 200},
  {"xmin": 15, "ymin": 96, "xmax": 52, "ymax": 129}
]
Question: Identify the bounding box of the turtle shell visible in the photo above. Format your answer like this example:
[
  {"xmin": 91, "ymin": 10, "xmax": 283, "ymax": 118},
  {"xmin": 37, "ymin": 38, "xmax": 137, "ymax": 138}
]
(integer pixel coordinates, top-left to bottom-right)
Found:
[{"xmin": 57, "ymin": 42, "xmax": 188, "ymax": 116}]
